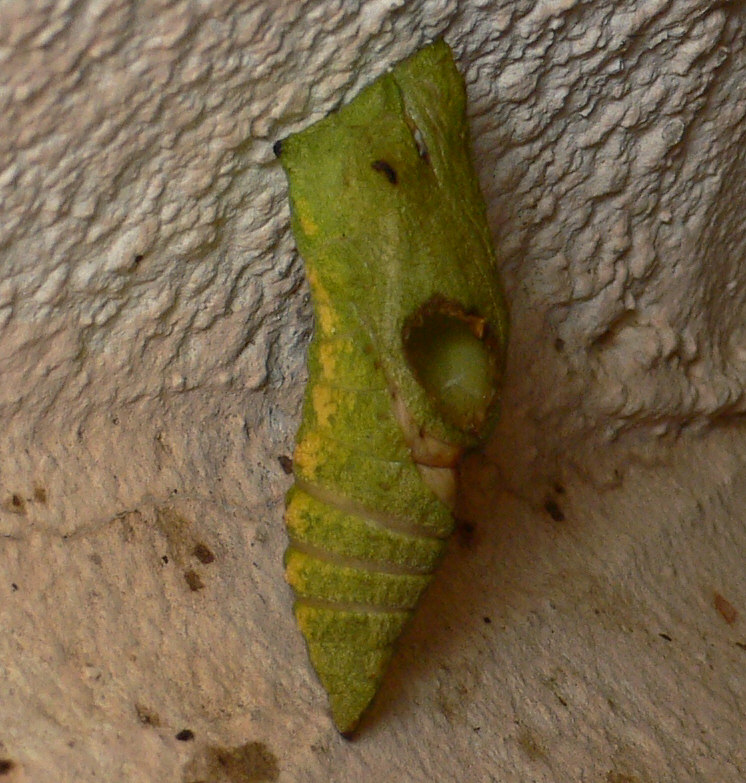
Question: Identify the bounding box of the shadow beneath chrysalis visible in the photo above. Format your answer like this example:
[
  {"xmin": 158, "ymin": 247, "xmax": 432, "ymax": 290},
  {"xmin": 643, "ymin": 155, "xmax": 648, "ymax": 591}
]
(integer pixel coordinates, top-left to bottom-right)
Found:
[{"xmin": 353, "ymin": 444, "xmax": 563, "ymax": 737}]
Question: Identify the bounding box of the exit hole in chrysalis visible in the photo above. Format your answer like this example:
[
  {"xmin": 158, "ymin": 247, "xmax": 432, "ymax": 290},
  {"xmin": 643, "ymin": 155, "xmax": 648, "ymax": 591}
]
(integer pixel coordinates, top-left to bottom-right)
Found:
[{"xmin": 402, "ymin": 299, "xmax": 501, "ymax": 433}]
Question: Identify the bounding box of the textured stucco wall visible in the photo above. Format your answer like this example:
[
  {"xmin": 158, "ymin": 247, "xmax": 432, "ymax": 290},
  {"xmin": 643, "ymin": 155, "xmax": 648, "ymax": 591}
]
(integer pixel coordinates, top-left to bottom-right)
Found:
[{"xmin": 1, "ymin": 1, "xmax": 745, "ymax": 781}]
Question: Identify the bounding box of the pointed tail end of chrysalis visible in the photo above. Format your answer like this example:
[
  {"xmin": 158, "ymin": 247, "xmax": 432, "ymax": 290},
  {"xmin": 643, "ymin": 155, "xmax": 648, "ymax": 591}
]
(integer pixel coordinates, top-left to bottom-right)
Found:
[
  {"xmin": 306, "ymin": 628, "xmax": 396, "ymax": 738},
  {"xmin": 329, "ymin": 686, "xmax": 376, "ymax": 738},
  {"xmin": 294, "ymin": 602, "xmax": 410, "ymax": 737},
  {"xmin": 321, "ymin": 644, "xmax": 395, "ymax": 737}
]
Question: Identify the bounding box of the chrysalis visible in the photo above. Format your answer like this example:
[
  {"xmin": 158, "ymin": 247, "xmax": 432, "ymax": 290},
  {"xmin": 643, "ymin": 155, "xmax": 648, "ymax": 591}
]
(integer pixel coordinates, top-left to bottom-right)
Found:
[{"xmin": 276, "ymin": 39, "xmax": 509, "ymax": 735}]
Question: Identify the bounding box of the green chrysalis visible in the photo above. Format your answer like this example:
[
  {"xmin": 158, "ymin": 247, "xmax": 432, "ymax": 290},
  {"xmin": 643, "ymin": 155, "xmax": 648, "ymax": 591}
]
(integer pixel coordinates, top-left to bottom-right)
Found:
[{"xmin": 276, "ymin": 39, "xmax": 508, "ymax": 735}]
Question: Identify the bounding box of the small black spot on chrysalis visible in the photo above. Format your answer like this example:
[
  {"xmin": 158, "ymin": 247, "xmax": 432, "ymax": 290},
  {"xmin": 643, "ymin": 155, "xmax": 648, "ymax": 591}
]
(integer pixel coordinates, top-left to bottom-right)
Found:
[
  {"xmin": 161, "ymin": 555, "xmax": 169, "ymax": 564},
  {"xmin": 554, "ymin": 337, "xmax": 565, "ymax": 352},
  {"xmin": 659, "ymin": 632, "xmax": 672, "ymax": 642},
  {"xmin": 483, "ymin": 616, "xmax": 492, "ymax": 624},
  {"xmin": 278, "ymin": 455, "xmax": 293, "ymax": 475},
  {"xmin": 175, "ymin": 728, "xmax": 195, "ymax": 741},
  {"xmin": 133, "ymin": 254, "xmax": 143, "ymax": 266},
  {"xmin": 544, "ymin": 499, "xmax": 565, "ymax": 522},
  {"xmin": 0, "ymin": 759, "xmax": 16, "ymax": 775},
  {"xmin": 11, "ymin": 583, "xmax": 18, "ymax": 591},
  {"xmin": 371, "ymin": 159, "xmax": 398, "ymax": 184},
  {"xmin": 192, "ymin": 543, "xmax": 215, "ymax": 565},
  {"xmin": 273, "ymin": 139, "xmax": 283, "ymax": 157},
  {"xmin": 184, "ymin": 569, "xmax": 205, "ymax": 591}
]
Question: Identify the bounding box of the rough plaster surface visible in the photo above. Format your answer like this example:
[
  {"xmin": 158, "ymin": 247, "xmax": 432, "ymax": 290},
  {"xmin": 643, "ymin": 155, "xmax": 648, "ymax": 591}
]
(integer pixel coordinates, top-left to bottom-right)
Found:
[{"xmin": 1, "ymin": 0, "xmax": 745, "ymax": 781}]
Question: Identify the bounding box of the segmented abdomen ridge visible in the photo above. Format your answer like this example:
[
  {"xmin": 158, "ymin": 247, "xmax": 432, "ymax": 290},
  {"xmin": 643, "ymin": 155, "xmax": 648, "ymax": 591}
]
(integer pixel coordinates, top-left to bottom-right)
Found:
[{"xmin": 284, "ymin": 301, "xmax": 454, "ymax": 733}]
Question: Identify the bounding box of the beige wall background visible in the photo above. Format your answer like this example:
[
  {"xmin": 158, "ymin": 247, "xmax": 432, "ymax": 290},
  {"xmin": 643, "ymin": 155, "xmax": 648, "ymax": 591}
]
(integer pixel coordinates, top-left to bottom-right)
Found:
[{"xmin": 1, "ymin": 1, "xmax": 745, "ymax": 780}]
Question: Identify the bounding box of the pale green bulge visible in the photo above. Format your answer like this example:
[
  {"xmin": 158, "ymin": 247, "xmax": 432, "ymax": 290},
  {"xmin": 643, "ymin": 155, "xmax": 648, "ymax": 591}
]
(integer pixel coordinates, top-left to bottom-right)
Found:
[{"xmin": 404, "ymin": 313, "xmax": 498, "ymax": 432}]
